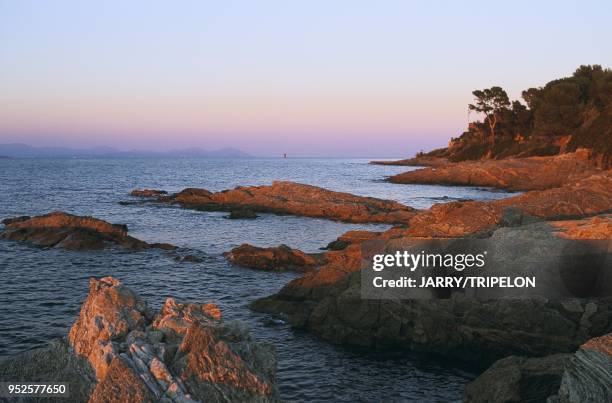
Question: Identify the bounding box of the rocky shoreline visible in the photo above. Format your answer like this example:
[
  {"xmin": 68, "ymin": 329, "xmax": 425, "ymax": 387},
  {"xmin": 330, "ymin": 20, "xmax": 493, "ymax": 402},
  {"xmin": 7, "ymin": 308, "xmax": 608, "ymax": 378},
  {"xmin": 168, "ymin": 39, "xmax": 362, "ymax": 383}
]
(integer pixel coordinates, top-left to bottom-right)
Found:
[
  {"xmin": 245, "ymin": 160, "xmax": 611, "ymax": 400},
  {"xmin": 0, "ymin": 277, "xmax": 280, "ymax": 403},
  {"xmin": 2, "ymin": 148, "xmax": 610, "ymax": 401},
  {"xmin": 386, "ymin": 150, "xmax": 603, "ymax": 191}
]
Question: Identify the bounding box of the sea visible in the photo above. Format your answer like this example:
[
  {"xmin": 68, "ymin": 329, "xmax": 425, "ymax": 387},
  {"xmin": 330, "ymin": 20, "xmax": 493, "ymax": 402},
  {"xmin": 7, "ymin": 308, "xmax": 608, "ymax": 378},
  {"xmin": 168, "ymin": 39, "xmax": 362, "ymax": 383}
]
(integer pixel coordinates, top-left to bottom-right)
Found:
[{"xmin": 0, "ymin": 158, "xmax": 516, "ymax": 402}]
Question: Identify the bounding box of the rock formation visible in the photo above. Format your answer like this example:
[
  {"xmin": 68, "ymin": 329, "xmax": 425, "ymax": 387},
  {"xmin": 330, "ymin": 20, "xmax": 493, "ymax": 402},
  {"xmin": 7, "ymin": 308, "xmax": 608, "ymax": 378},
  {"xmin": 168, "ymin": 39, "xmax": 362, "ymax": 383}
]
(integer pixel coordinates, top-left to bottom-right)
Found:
[
  {"xmin": 224, "ymin": 244, "xmax": 323, "ymax": 272},
  {"xmin": 401, "ymin": 171, "xmax": 612, "ymax": 238},
  {"xmin": 131, "ymin": 189, "xmax": 168, "ymax": 197},
  {"xmin": 465, "ymin": 333, "xmax": 612, "ymax": 403},
  {"xmin": 463, "ymin": 353, "xmax": 571, "ymax": 403},
  {"xmin": 322, "ymin": 230, "xmax": 382, "ymax": 251},
  {"xmin": 0, "ymin": 277, "xmax": 279, "ymax": 403},
  {"xmin": 386, "ymin": 151, "xmax": 602, "ymax": 191},
  {"xmin": 0, "ymin": 211, "xmax": 176, "ymax": 251},
  {"xmin": 130, "ymin": 181, "xmax": 417, "ymax": 224},
  {"xmin": 250, "ymin": 173, "xmax": 612, "ymax": 366},
  {"xmin": 370, "ymin": 156, "xmax": 449, "ymax": 167},
  {"xmin": 550, "ymin": 215, "xmax": 612, "ymax": 239},
  {"xmin": 226, "ymin": 209, "xmax": 258, "ymax": 219},
  {"xmin": 553, "ymin": 333, "xmax": 612, "ymax": 403}
]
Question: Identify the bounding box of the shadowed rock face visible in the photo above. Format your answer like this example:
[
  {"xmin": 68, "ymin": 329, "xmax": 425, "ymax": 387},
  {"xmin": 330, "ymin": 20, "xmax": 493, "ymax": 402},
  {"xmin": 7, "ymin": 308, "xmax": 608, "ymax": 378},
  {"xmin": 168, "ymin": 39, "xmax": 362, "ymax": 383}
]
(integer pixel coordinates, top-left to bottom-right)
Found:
[
  {"xmin": 224, "ymin": 244, "xmax": 323, "ymax": 272},
  {"xmin": 554, "ymin": 333, "xmax": 612, "ymax": 403},
  {"xmin": 0, "ymin": 339, "xmax": 95, "ymax": 402},
  {"xmin": 0, "ymin": 211, "xmax": 176, "ymax": 251},
  {"xmin": 387, "ymin": 151, "xmax": 603, "ymax": 191},
  {"xmin": 465, "ymin": 333, "xmax": 612, "ymax": 403},
  {"xmin": 132, "ymin": 181, "xmax": 417, "ymax": 224},
  {"xmin": 463, "ymin": 354, "xmax": 572, "ymax": 403},
  {"xmin": 1, "ymin": 277, "xmax": 280, "ymax": 403}
]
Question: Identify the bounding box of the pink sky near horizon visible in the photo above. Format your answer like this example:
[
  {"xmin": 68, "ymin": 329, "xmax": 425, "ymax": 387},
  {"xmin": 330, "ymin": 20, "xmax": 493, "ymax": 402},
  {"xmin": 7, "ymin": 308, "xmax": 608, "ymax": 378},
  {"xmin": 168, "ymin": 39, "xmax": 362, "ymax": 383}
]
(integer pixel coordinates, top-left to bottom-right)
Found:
[{"xmin": 1, "ymin": 1, "xmax": 610, "ymax": 157}]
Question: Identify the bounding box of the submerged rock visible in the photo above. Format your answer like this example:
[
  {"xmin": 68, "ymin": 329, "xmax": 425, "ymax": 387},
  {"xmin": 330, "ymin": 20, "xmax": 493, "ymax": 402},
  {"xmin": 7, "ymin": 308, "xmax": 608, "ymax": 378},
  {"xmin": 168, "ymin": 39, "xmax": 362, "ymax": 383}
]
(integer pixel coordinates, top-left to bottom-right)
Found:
[
  {"xmin": 173, "ymin": 254, "xmax": 204, "ymax": 263},
  {"xmin": 387, "ymin": 151, "xmax": 602, "ymax": 191},
  {"xmin": 0, "ymin": 277, "xmax": 279, "ymax": 402},
  {"xmin": 131, "ymin": 181, "xmax": 417, "ymax": 224},
  {"xmin": 224, "ymin": 244, "xmax": 322, "ymax": 272},
  {"xmin": 0, "ymin": 211, "xmax": 176, "ymax": 251},
  {"xmin": 131, "ymin": 189, "xmax": 168, "ymax": 197},
  {"xmin": 227, "ymin": 209, "xmax": 259, "ymax": 219}
]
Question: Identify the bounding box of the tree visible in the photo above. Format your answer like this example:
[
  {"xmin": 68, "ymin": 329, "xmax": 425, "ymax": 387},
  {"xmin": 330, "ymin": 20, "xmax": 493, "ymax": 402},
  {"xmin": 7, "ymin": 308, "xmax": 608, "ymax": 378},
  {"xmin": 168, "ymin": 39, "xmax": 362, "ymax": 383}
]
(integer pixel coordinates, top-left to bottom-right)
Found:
[{"xmin": 469, "ymin": 86, "xmax": 510, "ymax": 147}]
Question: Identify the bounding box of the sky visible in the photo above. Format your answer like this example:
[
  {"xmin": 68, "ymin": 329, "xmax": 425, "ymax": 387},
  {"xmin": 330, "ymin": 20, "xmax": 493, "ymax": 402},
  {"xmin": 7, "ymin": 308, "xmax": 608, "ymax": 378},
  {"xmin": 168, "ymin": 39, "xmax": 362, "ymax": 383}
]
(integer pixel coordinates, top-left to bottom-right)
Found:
[{"xmin": 0, "ymin": 0, "xmax": 610, "ymax": 157}]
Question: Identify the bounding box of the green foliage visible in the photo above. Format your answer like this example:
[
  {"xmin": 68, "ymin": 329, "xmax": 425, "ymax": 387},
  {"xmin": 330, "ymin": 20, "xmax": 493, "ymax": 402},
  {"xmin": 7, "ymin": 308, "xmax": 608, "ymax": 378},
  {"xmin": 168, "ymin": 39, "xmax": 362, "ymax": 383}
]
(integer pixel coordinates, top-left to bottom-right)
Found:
[
  {"xmin": 522, "ymin": 65, "xmax": 612, "ymax": 137},
  {"xmin": 469, "ymin": 87, "xmax": 511, "ymax": 116},
  {"xmin": 433, "ymin": 64, "xmax": 612, "ymax": 163}
]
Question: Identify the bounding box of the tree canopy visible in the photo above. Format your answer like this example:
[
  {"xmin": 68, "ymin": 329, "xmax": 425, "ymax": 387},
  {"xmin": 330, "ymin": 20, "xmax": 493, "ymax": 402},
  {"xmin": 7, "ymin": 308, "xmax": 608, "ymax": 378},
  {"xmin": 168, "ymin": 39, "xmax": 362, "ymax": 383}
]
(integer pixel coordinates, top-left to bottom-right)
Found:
[{"xmin": 428, "ymin": 65, "xmax": 612, "ymax": 165}]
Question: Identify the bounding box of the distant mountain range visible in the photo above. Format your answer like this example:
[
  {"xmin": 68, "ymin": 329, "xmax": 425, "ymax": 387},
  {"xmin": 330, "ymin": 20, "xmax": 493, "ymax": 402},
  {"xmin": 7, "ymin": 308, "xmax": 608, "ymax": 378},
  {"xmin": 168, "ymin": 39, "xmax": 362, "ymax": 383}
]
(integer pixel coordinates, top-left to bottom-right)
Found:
[{"xmin": 0, "ymin": 143, "xmax": 253, "ymax": 158}]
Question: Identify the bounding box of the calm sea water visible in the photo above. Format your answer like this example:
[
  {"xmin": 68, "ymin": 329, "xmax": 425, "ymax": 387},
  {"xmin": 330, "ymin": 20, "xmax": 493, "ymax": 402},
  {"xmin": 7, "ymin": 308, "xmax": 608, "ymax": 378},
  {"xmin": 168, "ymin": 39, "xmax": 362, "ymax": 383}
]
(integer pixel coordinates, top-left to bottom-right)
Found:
[{"xmin": 0, "ymin": 158, "xmax": 515, "ymax": 402}]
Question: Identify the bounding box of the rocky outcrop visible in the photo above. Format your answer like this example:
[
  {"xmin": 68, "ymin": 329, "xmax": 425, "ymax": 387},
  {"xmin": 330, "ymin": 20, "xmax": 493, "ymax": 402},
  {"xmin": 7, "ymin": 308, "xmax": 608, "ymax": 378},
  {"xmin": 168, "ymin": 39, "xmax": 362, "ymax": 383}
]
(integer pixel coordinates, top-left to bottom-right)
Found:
[
  {"xmin": 322, "ymin": 230, "xmax": 382, "ymax": 251},
  {"xmin": 401, "ymin": 171, "xmax": 612, "ymax": 238},
  {"xmin": 0, "ymin": 211, "xmax": 176, "ymax": 251},
  {"xmin": 370, "ymin": 156, "xmax": 448, "ymax": 167},
  {"xmin": 0, "ymin": 277, "xmax": 279, "ymax": 402},
  {"xmin": 131, "ymin": 189, "xmax": 168, "ymax": 197},
  {"xmin": 387, "ymin": 151, "xmax": 603, "ymax": 191},
  {"xmin": 251, "ymin": 209, "xmax": 612, "ymax": 366},
  {"xmin": 550, "ymin": 215, "xmax": 612, "ymax": 239},
  {"xmin": 131, "ymin": 181, "xmax": 417, "ymax": 224},
  {"xmin": 224, "ymin": 244, "xmax": 323, "ymax": 272},
  {"xmin": 465, "ymin": 333, "xmax": 612, "ymax": 403},
  {"xmin": 553, "ymin": 333, "xmax": 612, "ymax": 403},
  {"xmin": 463, "ymin": 354, "xmax": 571, "ymax": 403}
]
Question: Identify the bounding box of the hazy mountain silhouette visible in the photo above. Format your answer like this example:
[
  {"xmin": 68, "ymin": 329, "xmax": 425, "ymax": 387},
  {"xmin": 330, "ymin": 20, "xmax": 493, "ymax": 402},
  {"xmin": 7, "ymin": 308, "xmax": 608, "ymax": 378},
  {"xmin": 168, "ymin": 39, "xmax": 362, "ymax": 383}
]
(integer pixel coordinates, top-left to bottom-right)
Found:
[{"xmin": 0, "ymin": 143, "xmax": 253, "ymax": 158}]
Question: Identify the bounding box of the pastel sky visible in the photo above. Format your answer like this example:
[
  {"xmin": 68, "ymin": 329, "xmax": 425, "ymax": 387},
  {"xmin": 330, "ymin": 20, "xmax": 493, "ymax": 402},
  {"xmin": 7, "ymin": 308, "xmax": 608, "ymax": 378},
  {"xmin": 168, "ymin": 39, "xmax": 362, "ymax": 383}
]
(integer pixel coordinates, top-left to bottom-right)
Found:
[{"xmin": 0, "ymin": 0, "xmax": 610, "ymax": 157}]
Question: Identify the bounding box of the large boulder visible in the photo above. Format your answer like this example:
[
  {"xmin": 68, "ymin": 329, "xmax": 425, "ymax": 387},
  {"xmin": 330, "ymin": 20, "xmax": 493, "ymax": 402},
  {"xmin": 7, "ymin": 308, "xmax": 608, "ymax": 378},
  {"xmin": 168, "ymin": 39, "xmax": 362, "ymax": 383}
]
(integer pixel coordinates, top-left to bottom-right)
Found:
[
  {"xmin": 553, "ymin": 333, "xmax": 612, "ymax": 403},
  {"xmin": 0, "ymin": 211, "xmax": 176, "ymax": 251},
  {"xmin": 0, "ymin": 277, "xmax": 280, "ymax": 402}
]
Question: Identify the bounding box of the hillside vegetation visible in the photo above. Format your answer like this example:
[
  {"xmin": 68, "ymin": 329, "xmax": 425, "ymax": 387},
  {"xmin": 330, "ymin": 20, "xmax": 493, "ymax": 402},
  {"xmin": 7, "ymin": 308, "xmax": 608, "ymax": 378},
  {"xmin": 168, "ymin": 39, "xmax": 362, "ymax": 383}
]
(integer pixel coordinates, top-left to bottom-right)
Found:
[{"xmin": 426, "ymin": 65, "xmax": 612, "ymax": 167}]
